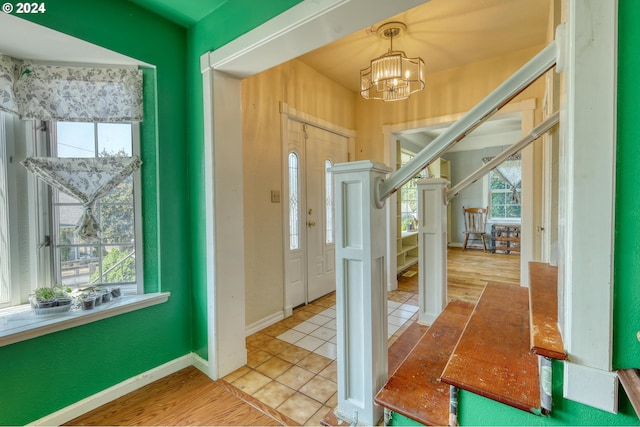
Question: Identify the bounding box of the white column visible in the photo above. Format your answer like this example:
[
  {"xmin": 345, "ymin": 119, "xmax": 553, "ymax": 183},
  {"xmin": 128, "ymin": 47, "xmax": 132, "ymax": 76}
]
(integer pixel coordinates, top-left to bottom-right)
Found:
[
  {"xmin": 331, "ymin": 160, "xmax": 390, "ymax": 426},
  {"xmin": 417, "ymin": 178, "xmax": 448, "ymax": 325}
]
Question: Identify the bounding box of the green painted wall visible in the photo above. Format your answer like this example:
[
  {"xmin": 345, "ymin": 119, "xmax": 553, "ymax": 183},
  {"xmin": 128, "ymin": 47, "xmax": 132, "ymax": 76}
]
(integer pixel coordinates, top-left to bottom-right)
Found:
[
  {"xmin": 186, "ymin": 0, "xmax": 302, "ymax": 359},
  {"xmin": 614, "ymin": 0, "xmax": 640, "ymax": 370},
  {"xmin": 0, "ymin": 1, "xmax": 190, "ymax": 424},
  {"xmin": 392, "ymin": 362, "xmax": 639, "ymax": 426}
]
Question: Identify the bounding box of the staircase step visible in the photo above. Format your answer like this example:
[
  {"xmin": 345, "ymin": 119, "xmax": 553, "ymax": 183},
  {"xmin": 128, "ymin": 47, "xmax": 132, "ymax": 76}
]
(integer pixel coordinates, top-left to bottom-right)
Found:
[
  {"xmin": 441, "ymin": 283, "xmax": 542, "ymax": 414},
  {"xmin": 528, "ymin": 262, "xmax": 566, "ymax": 359},
  {"xmin": 375, "ymin": 300, "xmax": 474, "ymax": 426}
]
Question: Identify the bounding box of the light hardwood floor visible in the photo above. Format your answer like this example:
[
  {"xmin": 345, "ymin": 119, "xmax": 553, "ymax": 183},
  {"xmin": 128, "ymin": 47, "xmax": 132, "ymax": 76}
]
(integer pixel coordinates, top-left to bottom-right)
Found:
[{"xmin": 65, "ymin": 248, "xmax": 518, "ymax": 426}]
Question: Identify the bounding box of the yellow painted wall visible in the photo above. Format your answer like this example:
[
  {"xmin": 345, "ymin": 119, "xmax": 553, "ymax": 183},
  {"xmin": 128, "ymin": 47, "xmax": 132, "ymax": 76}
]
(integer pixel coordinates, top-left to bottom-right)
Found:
[
  {"xmin": 354, "ymin": 45, "xmax": 547, "ymax": 163},
  {"xmin": 242, "ymin": 45, "xmax": 549, "ymax": 327},
  {"xmin": 241, "ymin": 59, "xmax": 355, "ymax": 325}
]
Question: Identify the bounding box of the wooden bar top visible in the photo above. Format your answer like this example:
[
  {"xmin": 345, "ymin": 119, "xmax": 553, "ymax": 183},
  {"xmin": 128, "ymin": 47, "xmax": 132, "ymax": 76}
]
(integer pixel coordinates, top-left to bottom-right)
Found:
[
  {"xmin": 529, "ymin": 262, "xmax": 566, "ymax": 360},
  {"xmin": 441, "ymin": 283, "xmax": 542, "ymax": 414},
  {"xmin": 375, "ymin": 300, "xmax": 474, "ymax": 426}
]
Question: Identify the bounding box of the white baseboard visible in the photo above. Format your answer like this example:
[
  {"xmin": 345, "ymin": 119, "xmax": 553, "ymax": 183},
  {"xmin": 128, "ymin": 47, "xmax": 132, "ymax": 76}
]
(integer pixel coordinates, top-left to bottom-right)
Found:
[
  {"xmin": 30, "ymin": 354, "xmax": 193, "ymax": 426},
  {"xmin": 564, "ymin": 362, "xmax": 619, "ymax": 413},
  {"xmin": 245, "ymin": 310, "xmax": 285, "ymax": 336},
  {"xmin": 449, "ymin": 242, "xmax": 463, "ymax": 248},
  {"xmin": 191, "ymin": 352, "xmax": 210, "ymax": 377},
  {"xmin": 284, "ymin": 305, "xmax": 293, "ymax": 317}
]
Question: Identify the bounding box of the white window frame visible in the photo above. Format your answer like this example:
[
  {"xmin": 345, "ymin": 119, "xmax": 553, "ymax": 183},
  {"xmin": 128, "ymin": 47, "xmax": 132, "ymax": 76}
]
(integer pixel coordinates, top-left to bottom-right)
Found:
[
  {"xmin": 47, "ymin": 120, "xmax": 144, "ymax": 294},
  {"xmin": 0, "ymin": 116, "xmax": 166, "ymax": 347},
  {"xmin": 484, "ymin": 157, "xmax": 522, "ymax": 224}
]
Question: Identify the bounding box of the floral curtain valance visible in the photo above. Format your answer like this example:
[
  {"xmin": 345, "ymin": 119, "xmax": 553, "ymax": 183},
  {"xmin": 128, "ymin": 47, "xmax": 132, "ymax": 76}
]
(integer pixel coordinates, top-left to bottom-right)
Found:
[
  {"xmin": 483, "ymin": 153, "xmax": 521, "ymax": 203},
  {"xmin": 0, "ymin": 54, "xmax": 143, "ymax": 122},
  {"xmin": 0, "ymin": 55, "xmax": 18, "ymax": 115},
  {"xmin": 21, "ymin": 156, "xmax": 142, "ymax": 241}
]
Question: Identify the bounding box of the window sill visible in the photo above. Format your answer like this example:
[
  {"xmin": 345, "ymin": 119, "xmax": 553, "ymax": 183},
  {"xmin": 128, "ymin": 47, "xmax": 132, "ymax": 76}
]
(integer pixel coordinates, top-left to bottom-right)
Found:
[
  {"xmin": 488, "ymin": 219, "xmax": 521, "ymax": 225},
  {"xmin": 0, "ymin": 292, "xmax": 170, "ymax": 347}
]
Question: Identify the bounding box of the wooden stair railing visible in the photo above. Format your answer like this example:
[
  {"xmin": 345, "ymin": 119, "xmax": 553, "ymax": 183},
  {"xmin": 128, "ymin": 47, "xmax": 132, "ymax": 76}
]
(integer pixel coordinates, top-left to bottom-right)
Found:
[{"xmin": 374, "ymin": 300, "xmax": 474, "ymax": 426}]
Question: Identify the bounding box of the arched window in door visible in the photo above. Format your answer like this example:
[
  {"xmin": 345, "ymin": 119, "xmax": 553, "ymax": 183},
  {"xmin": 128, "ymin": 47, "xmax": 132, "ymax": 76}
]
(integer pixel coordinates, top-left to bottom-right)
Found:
[{"xmin": 288, "ymin": 152, "xmax": 300, "ymax": 250}]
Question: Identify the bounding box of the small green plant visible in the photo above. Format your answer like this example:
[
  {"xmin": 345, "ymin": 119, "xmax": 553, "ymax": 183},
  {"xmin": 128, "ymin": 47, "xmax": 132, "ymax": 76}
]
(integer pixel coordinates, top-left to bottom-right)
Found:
[
  {"xmin": 33, "ymin": 287, "xmax": 55, "ymax": 302},
  {"xmin": 52, "ymin": 285, "xmax": 72, "ymax": 298},
  {"xmin": 33, "ymin": 285, "xmax": 72, "ymax": 302}
]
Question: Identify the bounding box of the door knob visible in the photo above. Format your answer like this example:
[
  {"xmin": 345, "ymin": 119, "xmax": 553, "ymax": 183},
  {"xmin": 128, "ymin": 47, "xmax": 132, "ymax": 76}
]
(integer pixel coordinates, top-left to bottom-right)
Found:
[{"xmin": 308, "ymin": 220, "xmax": 316, "ymax": 227}]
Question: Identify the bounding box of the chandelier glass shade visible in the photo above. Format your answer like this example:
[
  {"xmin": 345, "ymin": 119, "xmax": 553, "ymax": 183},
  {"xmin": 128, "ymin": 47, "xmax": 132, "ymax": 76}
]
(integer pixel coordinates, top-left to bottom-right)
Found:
[{"xmin": 360, "ymin": 23, "xmax": 425, "ymax": 101}]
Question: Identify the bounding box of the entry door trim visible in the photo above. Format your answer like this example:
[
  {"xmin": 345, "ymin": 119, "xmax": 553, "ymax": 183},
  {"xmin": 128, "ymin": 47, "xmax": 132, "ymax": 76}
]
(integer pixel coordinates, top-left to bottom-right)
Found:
[{"xmin": 280, "ymin": 102, "xmax": 355, "ymax": 316}]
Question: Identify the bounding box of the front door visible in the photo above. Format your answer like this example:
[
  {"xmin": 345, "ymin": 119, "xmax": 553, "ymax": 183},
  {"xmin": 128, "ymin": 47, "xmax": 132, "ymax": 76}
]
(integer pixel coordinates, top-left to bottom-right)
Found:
[
  {"xmin": 285, "ymin": 120, "xmax": 348, "ymax": 309},
  {"xmin": 305, "ymin": 124, "xmax": 347, "ymax": 302}
]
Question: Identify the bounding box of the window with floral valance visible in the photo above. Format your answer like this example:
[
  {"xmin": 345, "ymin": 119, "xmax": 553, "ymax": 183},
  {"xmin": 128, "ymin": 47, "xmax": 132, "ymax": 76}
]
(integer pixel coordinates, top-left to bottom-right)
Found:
[{"xmin": 0, "ymin": 54, "xmax": 143, "ymax": 122}]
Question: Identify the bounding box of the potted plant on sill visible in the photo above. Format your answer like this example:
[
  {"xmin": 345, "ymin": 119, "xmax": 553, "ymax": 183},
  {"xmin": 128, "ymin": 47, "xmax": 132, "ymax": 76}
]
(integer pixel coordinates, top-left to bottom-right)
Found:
[{"xmin": 30, "ymin": 285, "xmax": 73, "ymax": 315}]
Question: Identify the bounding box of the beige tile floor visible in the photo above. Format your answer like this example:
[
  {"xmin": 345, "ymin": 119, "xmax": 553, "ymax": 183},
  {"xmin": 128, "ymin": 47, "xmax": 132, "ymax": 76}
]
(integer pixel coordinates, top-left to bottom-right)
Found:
[{"xmin": 223, "ymin": 280, "xmax": 419, "ymax": 426}]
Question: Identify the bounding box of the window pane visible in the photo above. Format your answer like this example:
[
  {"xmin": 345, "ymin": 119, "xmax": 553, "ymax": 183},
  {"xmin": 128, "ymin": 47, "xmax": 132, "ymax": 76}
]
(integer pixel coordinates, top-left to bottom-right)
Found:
[
  {"xmin": 97, "ymin": 245, "xmax": 136, "ymax": 284},
  {"xmin": 56, "ymin": 122, "xmax": 95, "ymax": 157},
  {"xmin": 325, "ymin": 160, "xmax": 334, "ymax": 244},
  {"xmin": 56, "ymin": 205, "xmax": 84, "ymax": 244},
  {"xmin": 288, "ymin": 152, "xmax": 300, "ymax": 250},
  {"xmin": 400, "ymin": 152, "xmax": 417, "ymax": 231},
  {"xmin": 99, "ymin": 204, "xmax": 135, "ymax": 244},
  {"xmin": 52, "ymin": 121, "xmax": 139, "ymax": 291},
  {"xmin": 488, "ymin": 160, "xmax": 521, "ymax": 220},
  {"xmin": 58, "ymin": 245, "xmax": 99, "ymax": 286},
  {"xmin": 101, "ymin": 176, "xmax": 133, "ymax": 204},
  {"xmin": 98, "ymin": 123, "xmax": 132, "ymax": 156}
]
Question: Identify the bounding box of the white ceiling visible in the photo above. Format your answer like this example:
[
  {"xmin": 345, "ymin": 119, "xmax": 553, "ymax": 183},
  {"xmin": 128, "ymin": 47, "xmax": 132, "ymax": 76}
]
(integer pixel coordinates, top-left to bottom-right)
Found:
[
  {"xmin": 297, "ymin": 0, "xmax": 551, "ymax": 93},
  {"xmin": 0, "ymin": 12, "xmax": 147, "ymax": 66},
  {"xmin": 295, "ymin": 0, "xmax": 550, "ymax": 154}
]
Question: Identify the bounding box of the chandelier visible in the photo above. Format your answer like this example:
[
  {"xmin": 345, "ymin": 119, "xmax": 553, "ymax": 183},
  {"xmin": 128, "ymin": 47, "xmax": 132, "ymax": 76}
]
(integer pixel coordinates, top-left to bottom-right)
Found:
[{"xmin": 360, "ymin": 22, "xmax": 425, "ymax": 102}]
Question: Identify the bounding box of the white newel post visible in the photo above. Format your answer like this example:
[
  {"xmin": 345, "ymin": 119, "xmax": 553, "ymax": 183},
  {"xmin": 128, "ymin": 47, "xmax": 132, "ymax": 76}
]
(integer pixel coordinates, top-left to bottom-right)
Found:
[
  {"xmin": 331, "ymin": 160, "xmax": 391, "ymax": 426},
  {"xmin": 417, "ymin": 178, "xmax": 448, "ymax": 325}
]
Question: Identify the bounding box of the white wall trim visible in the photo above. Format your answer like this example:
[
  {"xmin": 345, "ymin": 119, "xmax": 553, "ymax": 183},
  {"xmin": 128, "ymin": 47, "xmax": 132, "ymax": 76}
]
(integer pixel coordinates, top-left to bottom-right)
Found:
[
  {"xmin": 245, "ymin": 310, "xmax": 285, "ymax": 336},
  {"xmin": 280, "ymin": 102, "xmax": 356, "ymax": 139},
  {"xmin": 559, "ymin": 0, "xmax": 617, "ymax": 411},
  {"xmin": 564, "ymin": 362, "xmax": 619, "ymax": 413},
  {"xmin": 205, "ymin": 0, "xmax": 426, "ymax": 78},
  {"xmin": 200, "ymin": 0, "xmax": 425, "ymax": 384},
  {"xmin": 191, "ymin": 352, "xmax": 210, "ymax": 375},
  {"xmin": 29, "ymin": 355, "xmax": 193, "ymax": 426}
]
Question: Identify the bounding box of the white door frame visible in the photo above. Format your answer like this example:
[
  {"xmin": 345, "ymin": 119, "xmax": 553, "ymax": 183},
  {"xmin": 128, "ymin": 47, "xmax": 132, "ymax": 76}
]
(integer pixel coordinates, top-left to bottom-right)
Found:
[
  {"xmin": 280, "ymin": 103, "xmax": 355, "ymax": 316},
  {"xmin": 200, "ymin": 0, "xmax": 423, "ymax": 379},
  {"xmin": 201, "ymin": 4, "xmax": 617, "ymax": 415},
  {"xmin": 382, "ymin": 98, "xmax": 537, "ymax": 290}
]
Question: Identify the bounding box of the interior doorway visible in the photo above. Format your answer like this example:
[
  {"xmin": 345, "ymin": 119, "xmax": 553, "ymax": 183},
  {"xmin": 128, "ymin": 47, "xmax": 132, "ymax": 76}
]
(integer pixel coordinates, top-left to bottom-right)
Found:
[
  {"xmin": 383, "ymin": 99, "xmax": 538, "ymax": 290},
  {"xmin": 283, "ymin": 117, "xmax": 349, "ymax": 313}
]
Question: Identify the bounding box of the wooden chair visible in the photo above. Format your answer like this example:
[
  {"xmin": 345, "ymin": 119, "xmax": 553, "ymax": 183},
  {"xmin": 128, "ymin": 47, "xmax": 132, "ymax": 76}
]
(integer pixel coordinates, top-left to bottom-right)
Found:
[{"xmin": 462, "ymin": 206, "xmax": 488, "ymax": 252}]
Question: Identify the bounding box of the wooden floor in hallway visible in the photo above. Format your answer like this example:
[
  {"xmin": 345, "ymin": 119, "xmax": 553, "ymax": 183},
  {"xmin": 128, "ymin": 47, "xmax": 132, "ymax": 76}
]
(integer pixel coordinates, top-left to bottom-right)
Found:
[{"xmin": 64, "ymin": 247, "xmax": 519, "ymax": 426}]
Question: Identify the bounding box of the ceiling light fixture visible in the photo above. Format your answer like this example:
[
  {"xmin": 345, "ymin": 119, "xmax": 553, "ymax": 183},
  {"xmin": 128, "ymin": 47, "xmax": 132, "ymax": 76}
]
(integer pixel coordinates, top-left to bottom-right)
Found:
[{"xmin": 360, "ymin": 22, "xmax": 425, "ymax": 102}]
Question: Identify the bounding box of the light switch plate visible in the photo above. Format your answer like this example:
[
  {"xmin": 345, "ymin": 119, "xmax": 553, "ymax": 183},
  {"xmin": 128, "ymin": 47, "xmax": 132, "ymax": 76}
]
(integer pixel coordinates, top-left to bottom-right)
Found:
[{"xmin": 271, "ymin": 190, "xmax": 280, "ymax": 203}]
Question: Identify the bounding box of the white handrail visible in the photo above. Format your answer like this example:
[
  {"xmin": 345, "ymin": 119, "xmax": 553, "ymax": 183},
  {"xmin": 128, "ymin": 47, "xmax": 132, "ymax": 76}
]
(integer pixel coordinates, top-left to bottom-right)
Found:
[
  {"xmin": 378, "ymin": 41, "xmax": 559, "ymax": 203},
  {"xmin": 447, "ymin": 111, "xmax": 559, "ymax": 201}
]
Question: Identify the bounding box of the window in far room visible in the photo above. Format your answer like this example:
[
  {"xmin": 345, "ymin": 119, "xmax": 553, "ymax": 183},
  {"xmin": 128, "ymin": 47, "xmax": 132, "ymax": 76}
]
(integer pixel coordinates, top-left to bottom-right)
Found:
[
  {"xmin": 486, "ymin": 154, "xmax": 521, "ymax": 222},
  {"xmin": 400, "ymin": 151, "xmax": 418, "ymax": 231}
]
